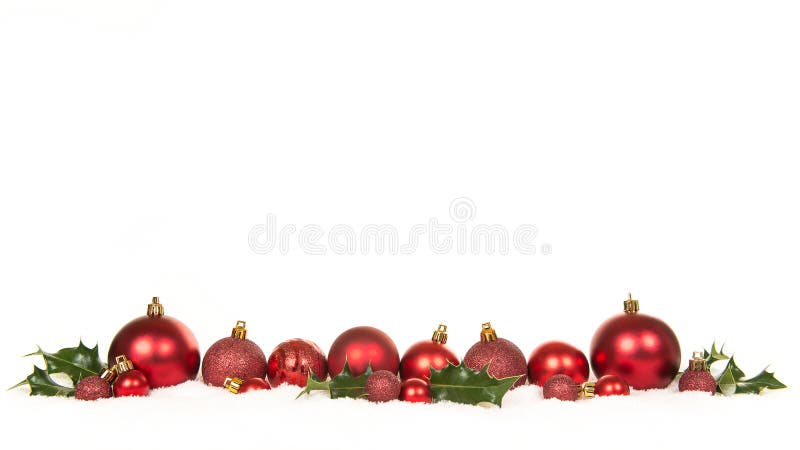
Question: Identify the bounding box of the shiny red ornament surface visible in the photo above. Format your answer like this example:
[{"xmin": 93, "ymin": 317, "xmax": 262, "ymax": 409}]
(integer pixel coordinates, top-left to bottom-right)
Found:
[
  {"xmin": 543, "ymin": 374, "xmax": 579, "ymax": 401},
  {"xmin": 328, "ymin": 326, "xmax": 399, "ymax": 378},
  {"xmin": 595, "ymin": 374, "xmax": 630, "ymax": 396},
  {"xmin": 400, "ymin": 340, "xmax": 459, "ymax": 381},
  {"xmin": 399, "ymin": 378, "xmax": 431, "ymax": 403},
  {"xmin": 108, "ymin": 301, "xmax": 200, "ymax": 389},
  {"xmin": 75, "ymin": 376, "xmax": 112, "ymax": 401},
  {"xmin": 464, "ymin": 338, "xmax": 528, "ymax": 388},
  {"xmin": 239, "ymin": 378, "xmax": 271, "ymax": 393},
  {"xmin": 527, "ymin": 341, "xmax": 590, "ymax": 386},
  {"xmin": 113, "ymin": 370, "xmax": 150, "ymax": 397},
  {"xmin": 679, "ymin": 371, "xmax": 716, "ymax": 394},
  {"xmin": 365, "ymin": 370, "xmax": 401, "ymax": 402},
  {"xmin": 267, "ymin": 338, "xmax": 327, "ymax": 388},
  {"xmin": 590, "ymin": 303, "xmax": 680, "ymax": 390},
  {"xmin": 202, "ymin": 337, "xmax": 267, "ymax": 387}
]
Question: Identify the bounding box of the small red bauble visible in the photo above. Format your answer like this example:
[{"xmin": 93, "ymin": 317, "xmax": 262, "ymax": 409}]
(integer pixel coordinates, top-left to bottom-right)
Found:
[
  {"xmin": 108, "ymin": 297, "xmax": 200, "ymax": 388},
  {"xmin": 595, "ymin": 374, "xmax": 631, "ymax": 396},
  {"xmin": 365, "ymin": 370, "xmax": 402, "ymax": 402},
  {"xmin": 678, "ymin": 352, "xmax": 716, "ymax": 394},
  {"xmin": 267, "ymin": 338, "xmax": 327, "ymax": 388},
  {"xmin": 527, "ymin": 341, "xmax": 590, "ymax": 386},
  {"xmin": 399, "ymin": 378, "xmax": 431, "ymax": 403},
  {"xmin": 328, "ymin": 326, "xmax": 400, "ymax": 378},
  {"xmin": 111, "ymin": 355, "xmax": 150, "ymax": 397},
  {"xmin": 463, "ymin": 323, "xmax": 527, "ymax": 388},
  {"xmin": 202, "ymin": 321, "xmax": 267, "ymax": 387},
  {"xmin": 590, "ymin": 294, "xmax": 681, "ymax": 390},
  {"xmin": 75, "ymin": 374, "xmax": 112, "ymax": 401},
  {"xmin": 400, "ymin": 324, "xmax": 459, "ymax": 381},
  {"xmin": 543, "ymin": 374, "xmax": 579, "ymax": 401},
  {"xmin": 224, "ymin": 377, "xmax": 271, "ymax": 394}
]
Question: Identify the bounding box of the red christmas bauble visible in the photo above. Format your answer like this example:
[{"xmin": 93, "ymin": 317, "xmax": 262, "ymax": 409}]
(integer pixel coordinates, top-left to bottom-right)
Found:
[
  {"xmin": 542, "ymin": 374, "xmax": 579, "ymax": 401},
  {"xmin": 595, "ymin": 374, "xmax": 630, "ymax": 396},
  {"xmin": 75, "ymin": 375, "xmax": 112, "ymax": 401},
  {"xmin": 399, "ymin": 378, "xmax": 431, "ymax": 403},
  {"xmin": 111, "ymin": 355, "xmax": 150, "ymax": 397},
  {"xmin": 590, "ymin": 295, "xmax": 681, "ymax": 390},
  {"xmin": 239, "ymin": 378, "xmax": 271, "ymax": 393},
  {"xmin": 267, "ymin": 338, "xmax": 327, "ymax": 388},
  {"xmin": 202, "ymin": 321, "xmax": 267, "ymax": 387},
  {"xmin": 463, "ymin": 323, "xmax": 527, "ymax": 388},
  {"xmin": 365, "ymin": 370, "xmax": 401, "ymax": 402},
  {"xmin": 328, "ymin": 326, "xmax": 399, "ymax": 378},
  {"xmin": 527, "ymin": 341, "xmax": 590, "ymax": 386},
  {"xmin": 678, "ymin": 353, "xmax": 716, "ymax": 394},
  {"xmin": 108, "ymin": 297, "xmax": 200, "ymax": 388},
  {"xmin": 400, "ymin": 325, "xmax": 459, "ymax": 381}
]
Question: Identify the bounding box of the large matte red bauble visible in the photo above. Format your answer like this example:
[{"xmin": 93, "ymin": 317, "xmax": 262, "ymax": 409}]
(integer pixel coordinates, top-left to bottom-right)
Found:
[
  {"xmin": 202, "ymin": 328, "xmax": 268, "ymax": 387},
  {"xmin": 75, "ymin": 376, "xmax": 112, "ymax": 401},
  {"xmin": 239, "ymin": 378, "xmax": 271, "ymax": 393},
  {"xmin": 595, "ymin": 374, "xmax": 631, "ymax": 396},
  {"xmin": 463, "ymin": 323, "xmax": 527, "ymax": 388},
  {"xmin": 328, "ymin": 326, "xmax": 399, "ymax": 377},
  {"xmin": 527, "ymin": 341, "xmax": 590, "ymax": 386},
  {"xmin": 542, "ymin": 374, "xmax": 578, "ymax": 401},
  {"xmin": 365, "ymin": 370, "xmax": 402, "ymax": 403},
  {"xmin": 267, "ymin": 338, "xmax": 327, "ymax": 388},
  {"xmin": 108, "ymin": 298, "xmax": 200, "ymax": 388},
  {"xmin": 400, "ymin": 341, "xmax": 459, "ymax": 381},
  {"xmin": 399, "ymin": 378, "xmax": 431, "ymax": 403},
  {"xmin": 590, "ymin": 296, "xmax": 681, "ymax": 390},
  {"xmin": 113, "ymin": 370, "xmax": 150, "ymax": 397}
]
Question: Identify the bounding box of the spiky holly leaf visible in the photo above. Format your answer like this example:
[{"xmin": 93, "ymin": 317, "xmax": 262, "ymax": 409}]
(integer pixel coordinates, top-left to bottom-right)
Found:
[
  {"xmin": 734, "ymin": 369, "xmax": 787, "ymax": 394},
  {"xmin": 716, "ymin": 359, "xmax": 739, "ymax": 396},
  {"xmin": 11, "ymin": 366, "xmax": 74, "ymax": 397},
  {"xmin": 26, "ymin": 340, "xmax": 104, "ymax": 385},
  {"xmin": 296, "ymin": 361, "xmax": 372, "ymax": 399},
  {"xmin": 429, "ymin": 362, "xmax": 519, "ymax": 407},
  {"xmin": 703, "ymin": 342, "xmax": 730, "ymax": 368}
]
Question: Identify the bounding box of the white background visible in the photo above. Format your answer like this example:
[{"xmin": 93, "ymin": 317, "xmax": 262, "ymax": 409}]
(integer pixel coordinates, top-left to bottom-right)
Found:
[{"xmin": 1, "ymin": 1, "xmax": 798, "ymax": 449}]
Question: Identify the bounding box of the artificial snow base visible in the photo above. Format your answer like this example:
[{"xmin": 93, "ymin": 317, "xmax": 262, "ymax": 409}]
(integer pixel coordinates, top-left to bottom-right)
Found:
[{"xmin": 2, "ymin": 380, "xmax": 793, "ymax": 450}]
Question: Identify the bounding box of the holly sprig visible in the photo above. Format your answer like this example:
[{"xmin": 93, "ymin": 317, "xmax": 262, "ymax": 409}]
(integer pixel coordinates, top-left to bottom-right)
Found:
[
  {"xmin": 702, "ymin": 342, "xmax": 786, "ymax": 395},
  {"xmin": 429, "ymin": 362, "xmax": 519, "ymax": 407},
  {"xmin": 297, "ymin": 361, "xmax": 372, "ymax": 399},
  {"xmin": 9, "ymin": 340, "xmax": 105, "ymax": 397}
]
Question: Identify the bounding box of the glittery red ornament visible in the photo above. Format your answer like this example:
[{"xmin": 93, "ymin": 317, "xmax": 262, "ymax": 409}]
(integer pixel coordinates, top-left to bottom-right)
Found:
[
  {"xmin": 595, "ymin": 374, "xmax": 631, "ymax": 396},
  {"xmin": 328, "ymin": 326, "xmax": 399, "ymax": 378},
  {"xmin": 590, "ymin": 294, "xmax": 681, "ymax": 390},
  {"xmin": 202, "ymin": 321, "xmax": 267, "ymax": 387},
  {"xmin": 527, "ymin": 341, "xmax": 590, "ymax": 386},
  {"xmin": 267, "ymin": 338, "xmax": 327, "ymax": 388},
  {"xmin": 75, "ymin": 375, "xmax": 112, "ymax": 401},
  {"xmin": 678, "ymin": 352, "xmax": 716, "ymax": 394},
  {"xmin": 111, "ymin": 355, "xmax": 150, "ymax": 397},
  {"xmin": 399, "ymin": 378, "xmax": 431, "ymax": 403},
  {"xmin": 224, "ymin": 377, "xmax": 271, "ymax": 394},
  {"xmin": 463, "ymin": 323, "xmax": 527, "ymax": 388},
  {"xmin": 543, "ymin": 374, "xmax": 579, "ymax": 401},
  {"xmin": 365, "ymin": 370, "xmax": 401, "ymax": 402},
  {"xmin": 400, "ymin": 324, "xmax": 459, "ymax": 381},
  {"xmin": 108, "ymin": 297, "xmax": 200, "ymax": 388}
]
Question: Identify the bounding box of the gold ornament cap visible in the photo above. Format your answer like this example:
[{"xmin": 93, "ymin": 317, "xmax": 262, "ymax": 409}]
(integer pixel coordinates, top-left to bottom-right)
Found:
[
  {"xmin": 147, "ymin": 296, "xmax": 164, "ymax": 318},
  {"xmin": 113, "ymin": 355, "xmax": 134, "ymax": 374},
  {"xmin": 100, "ymin": 367, "xmax": 117, "ymax": 383},
  {"xmin": 480, "ymin": 322, "xmax": 497, "ymax": 342},
  {"xmin": 581, "ymin": 381, "xmax": 596, "ymax": 399},
  {"xmin": 689, "ymin": 351, "xmax": 708, "ymax": 371},
  {"xmin": 623, "ymin": 293, "xmax": 639, "ymax": 315},
  {"xmin": 431, "ymin": 324, "xmax": 448, "ymax": 344},
  {"xmin": 231, "ymin": 320, "xmax": 248, "ymax": 339},
  {"xmin": 224, "ymin": 377, "xmax": 243, "ymax": 394}
]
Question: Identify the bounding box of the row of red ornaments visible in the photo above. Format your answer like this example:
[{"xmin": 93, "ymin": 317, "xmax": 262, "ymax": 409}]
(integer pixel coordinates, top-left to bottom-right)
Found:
[{"xmin": 76, "ymin": 295, "xmax": 714, "ymax": 401}]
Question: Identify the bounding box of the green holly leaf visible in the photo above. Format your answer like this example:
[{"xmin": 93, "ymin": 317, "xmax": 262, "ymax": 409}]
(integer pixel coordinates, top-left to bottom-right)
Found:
[
  {"xmin": 734, "ymin": 369, "xmax": 787, "ymax": 394},
  {"xmin": 15, "ymin": 366, "xmax": 74, "ymax": 397},
  {"xmin": 429, "ymin": 362, "xmax": 520, "ymax": 407},
  {"xmin": 296, "ymin": 361, "xmax": 372, "ymax": 399},
  {"xmin": 25, "ymin": 340, "xmax": 104, "ymax": 385},
  {"xmin": 703, "ymin": 342, "xmax": 730, "ymax": 368},
  {"xmin": 716, "ymin": 359, "xmax": 739, "ymax": 396}
]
